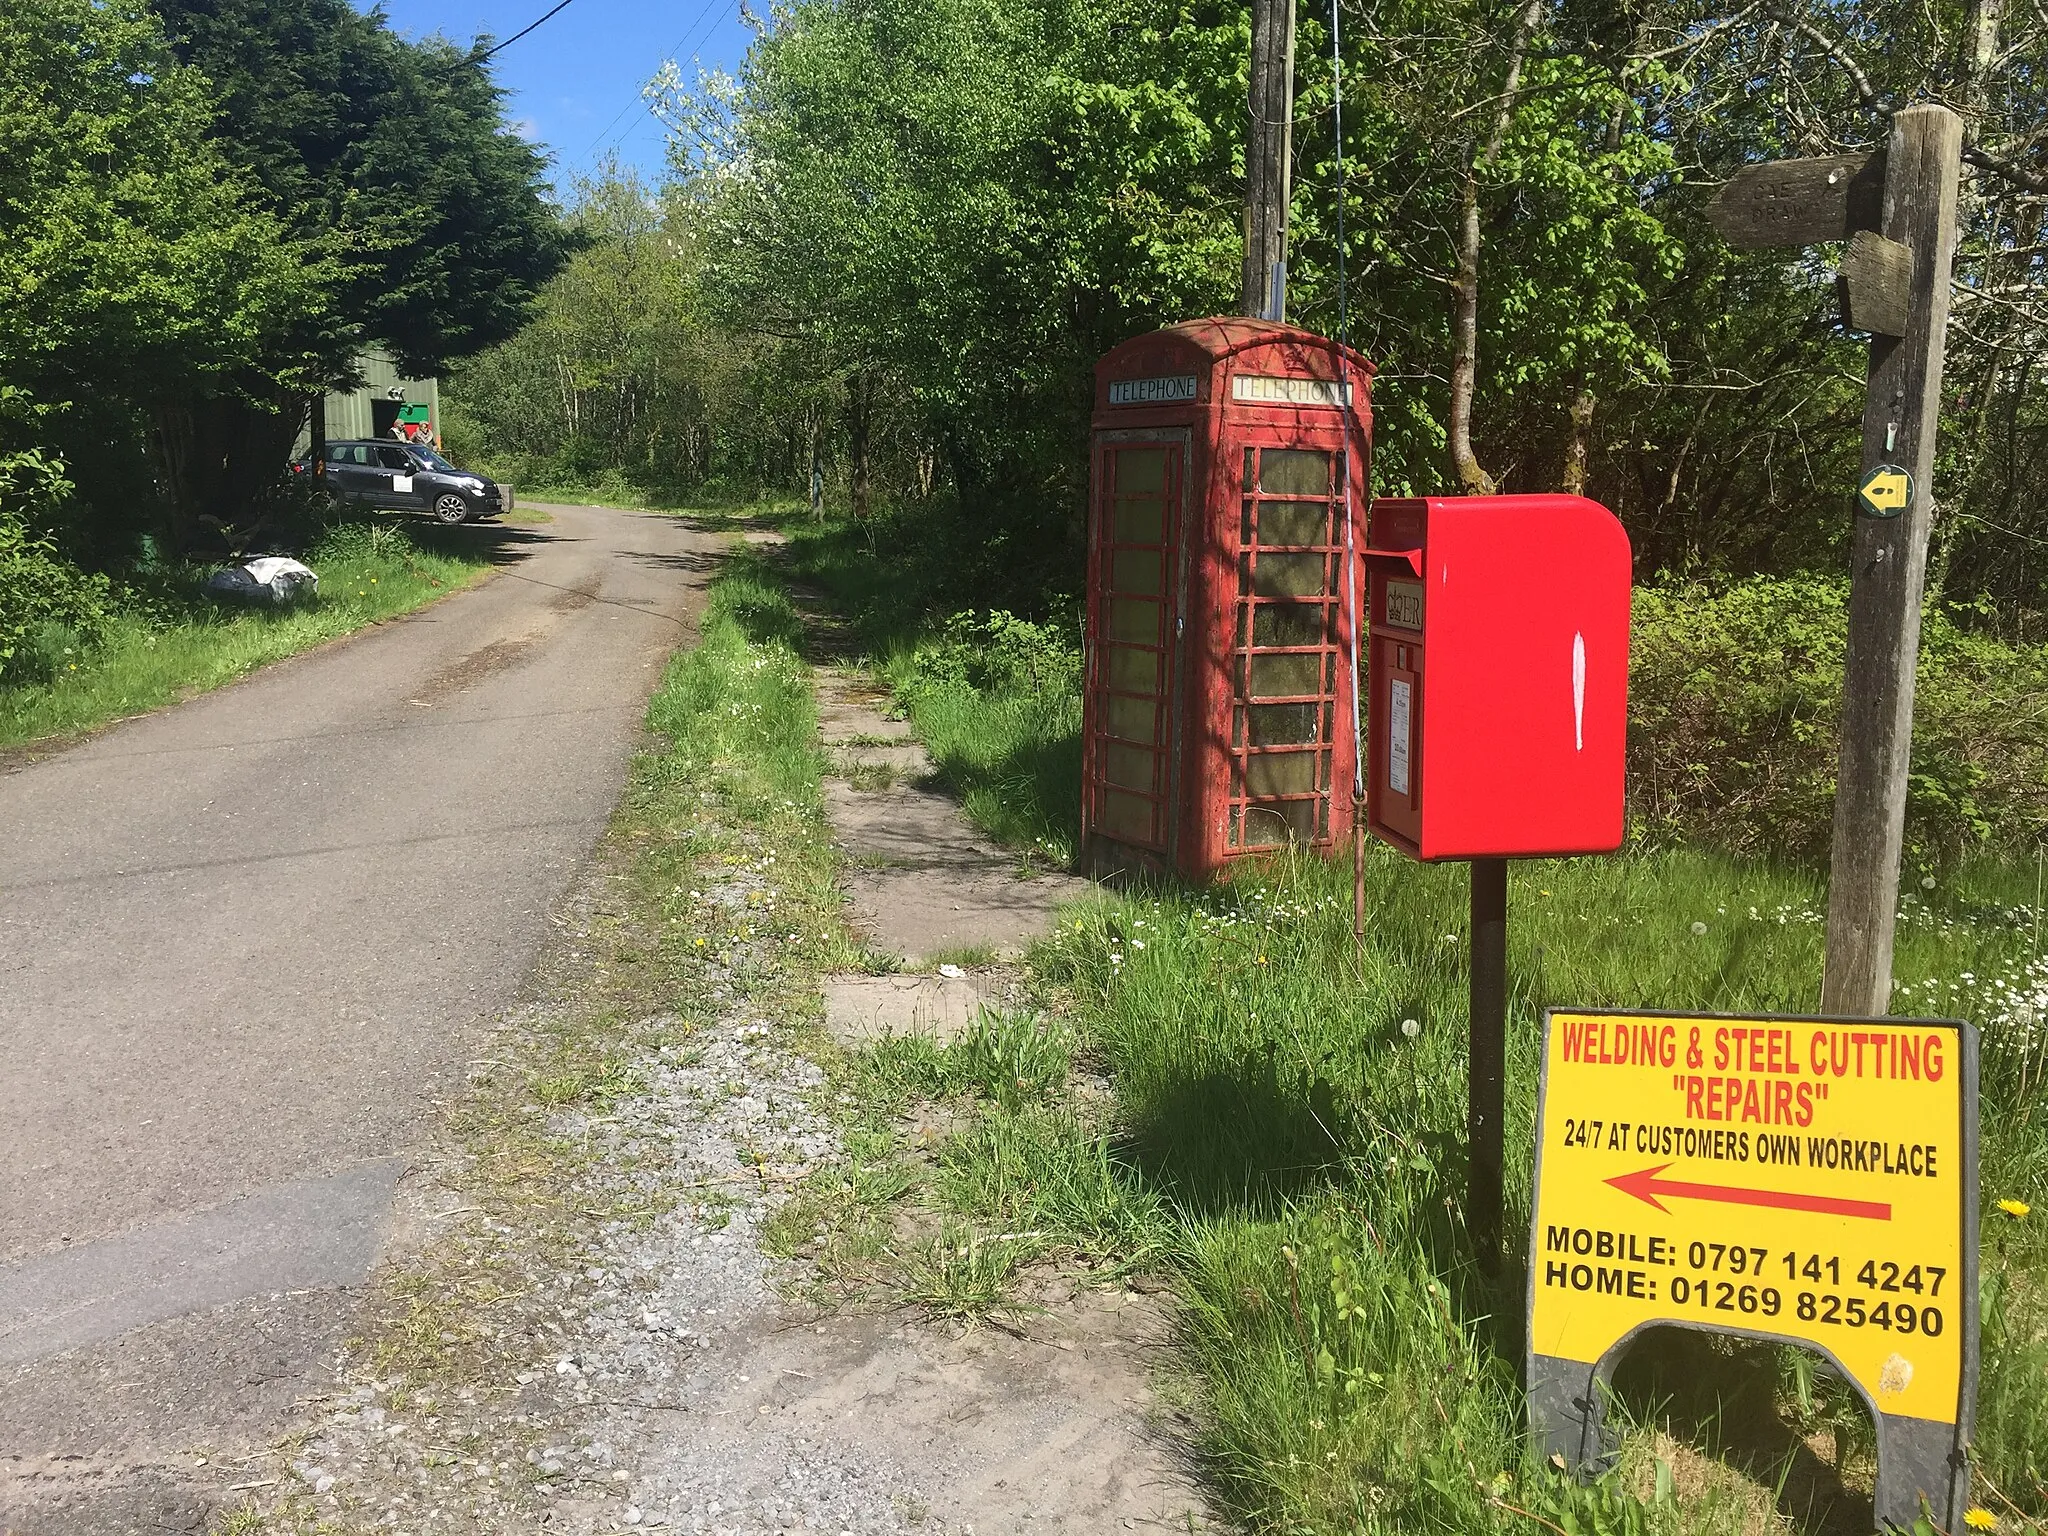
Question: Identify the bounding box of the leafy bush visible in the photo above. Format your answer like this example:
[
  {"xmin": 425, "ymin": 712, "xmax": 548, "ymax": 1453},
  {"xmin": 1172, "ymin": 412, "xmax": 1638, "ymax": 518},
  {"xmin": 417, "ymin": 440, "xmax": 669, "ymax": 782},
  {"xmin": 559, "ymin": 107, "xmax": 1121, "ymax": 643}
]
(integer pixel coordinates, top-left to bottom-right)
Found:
[
  {"xmin": 903, "ymin": 608, "xmax": 1080, "ymax": 699},
  {"xmin": 0, "ymin": 453, "xmax": 113, "ymax": 683},
  {"xmin": 1629, "ymin": 575, "xmax": 2048, "ymax": 862}
]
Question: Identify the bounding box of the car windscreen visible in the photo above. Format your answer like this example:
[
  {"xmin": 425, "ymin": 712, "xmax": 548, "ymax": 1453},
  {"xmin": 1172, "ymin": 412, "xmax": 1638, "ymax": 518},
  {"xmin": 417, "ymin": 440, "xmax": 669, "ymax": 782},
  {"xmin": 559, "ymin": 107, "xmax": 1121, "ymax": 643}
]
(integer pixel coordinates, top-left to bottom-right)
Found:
[{"xmin": 410, "ymin": 448, "xmax": 460, "ymax": 473}]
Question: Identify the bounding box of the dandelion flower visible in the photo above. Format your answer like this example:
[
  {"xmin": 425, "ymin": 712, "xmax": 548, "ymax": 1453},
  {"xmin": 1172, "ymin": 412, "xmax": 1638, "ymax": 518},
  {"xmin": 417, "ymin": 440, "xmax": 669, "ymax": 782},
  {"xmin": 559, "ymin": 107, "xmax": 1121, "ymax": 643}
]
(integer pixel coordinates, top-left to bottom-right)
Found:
[
  {"xmin": 1690, "ymin": 921, "xmax": 1709, "ymax": 936},
  {"xmin": 1963, "ymin": 1509, "xmax": 1997, "ymax": 1530},
  {"xmin": 1998, "ymin": 1199, "xmax": 2030, "ymax": 1218},
  {"xmin": 1400, "ymin": 1018, "xmax": 1421, "ymax": 1039}
]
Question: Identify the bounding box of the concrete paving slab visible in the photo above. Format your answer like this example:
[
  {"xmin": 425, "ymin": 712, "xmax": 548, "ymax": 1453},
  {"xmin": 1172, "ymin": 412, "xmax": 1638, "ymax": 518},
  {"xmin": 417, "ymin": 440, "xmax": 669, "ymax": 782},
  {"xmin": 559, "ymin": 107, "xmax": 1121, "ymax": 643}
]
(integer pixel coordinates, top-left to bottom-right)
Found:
[
  {"xmin": 829, "ymin": 742, "xmax": 932, "ymax": 776},
  {"xmin": 820, "ymin": 974, "xmax": 987, "ymax": 1045},
  {"xmin": 814, "ymin": 671, "xmax": 1090, "ymax": 963}
]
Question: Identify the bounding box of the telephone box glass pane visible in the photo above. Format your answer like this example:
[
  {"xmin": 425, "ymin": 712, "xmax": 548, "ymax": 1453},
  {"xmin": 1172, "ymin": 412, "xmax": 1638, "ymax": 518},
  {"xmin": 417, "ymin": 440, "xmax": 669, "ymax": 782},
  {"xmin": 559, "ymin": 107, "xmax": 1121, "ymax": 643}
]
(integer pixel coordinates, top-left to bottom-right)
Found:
[
  {"xmin": 1105, "ymin": 694, "xmax": 1156, "ymax": 742},
  {"xmin": 1252, "ymin": 603, "xmax": 1327, "ymax": 648},
  {"xmin": 1115, "ymin": 448, "xmax": 1165, "ymax": 493},
  {"xmin": 1108, "ymin": 598, "xmax": 1158, "ymax": 642},
  {"xmin": 1258, "ymin": 449, "xmax": 1330, "ymax": 496},
  {"xmin": 1101, "ymin": 790, "xmax": 1155, "ymax": 843},
  {"xmin": 1105, "ymin": 742, "xmax": 1156, "ymax": 790},
  {"xmin": 1248, "ymin": 702, "xmax": 1319, "ymax": 745},
  {"xmin": 1244, "ymin": 753, "xmax": 1315, "ymax": 796},
  {"xmin": 1256, "ymin": 501, "xmax": 1329, "ymax": 547},
  {"xmin": 1114, "ymin": 497, "xmax": 1163, "ymax": 543},
  {"xmin": 1242, "ymin": 799, "xmax": 1315, "ymax": 844},
  {"xmin": 1249, "ymin": 653, "xmax": 1322, "ymax": 697},
  {"xmin": 1107, "ymin": 646, "xmax": 1159, "ymax": 692},
  {"xmin": 1251, "ymin": 553, "xmax": 1327, "ymax": 597},
  {"xmin": 1111, "ymin": 549, "xmax": 1162, "ymax": 594}
]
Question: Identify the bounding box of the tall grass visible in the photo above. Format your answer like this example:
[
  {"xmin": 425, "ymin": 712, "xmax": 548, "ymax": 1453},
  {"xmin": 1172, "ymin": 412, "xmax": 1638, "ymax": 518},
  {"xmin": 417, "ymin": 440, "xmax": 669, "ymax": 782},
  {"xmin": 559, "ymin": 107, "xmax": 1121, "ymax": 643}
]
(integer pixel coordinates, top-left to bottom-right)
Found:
[
  {"xmin": 1030, "ymin": 850, "xmax": 2048, "ymax": 1531},
  {"xmin": 0, "ymin": 521, "xmax": 488, "ymax": 749},
  {"xmin": 773, "ymin": 509, "xmax": 2048, "ymax": 1532}
]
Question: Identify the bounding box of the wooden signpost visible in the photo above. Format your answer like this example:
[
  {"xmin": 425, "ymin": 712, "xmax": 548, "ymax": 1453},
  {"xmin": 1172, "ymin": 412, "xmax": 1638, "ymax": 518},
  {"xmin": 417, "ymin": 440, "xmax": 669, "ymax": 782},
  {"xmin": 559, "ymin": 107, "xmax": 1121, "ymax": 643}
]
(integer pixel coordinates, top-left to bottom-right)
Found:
[{"xmin": 1708, "ymin": 104, "xmax": 1964, "ymax": 1021}]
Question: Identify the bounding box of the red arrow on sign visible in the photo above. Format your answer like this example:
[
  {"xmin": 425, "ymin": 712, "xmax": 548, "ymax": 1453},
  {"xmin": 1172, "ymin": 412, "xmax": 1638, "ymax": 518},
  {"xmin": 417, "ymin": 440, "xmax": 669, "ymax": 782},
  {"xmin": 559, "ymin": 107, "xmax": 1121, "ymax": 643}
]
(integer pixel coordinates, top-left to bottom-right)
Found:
[{"xmin": 1606, "ymin": 1164, "xmax": 1892, "ymax": 1222}]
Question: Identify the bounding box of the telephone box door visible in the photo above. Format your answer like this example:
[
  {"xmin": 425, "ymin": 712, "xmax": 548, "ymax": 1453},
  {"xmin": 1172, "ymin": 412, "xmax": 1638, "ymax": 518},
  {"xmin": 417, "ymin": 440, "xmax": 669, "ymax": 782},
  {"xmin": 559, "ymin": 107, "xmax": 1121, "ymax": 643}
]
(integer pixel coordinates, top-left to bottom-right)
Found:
[{"xmin": 1085, "ymin": 435, "xmax": 1186, "ymax": 861}]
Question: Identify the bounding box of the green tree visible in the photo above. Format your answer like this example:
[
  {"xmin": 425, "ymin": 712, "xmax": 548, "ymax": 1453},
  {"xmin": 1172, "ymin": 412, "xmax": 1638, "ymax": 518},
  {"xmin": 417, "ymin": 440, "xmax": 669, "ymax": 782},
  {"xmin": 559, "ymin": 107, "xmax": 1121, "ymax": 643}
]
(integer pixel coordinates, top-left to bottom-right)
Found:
[
  {"xmin": 448, "ymin": 165, "xmax": 758, "ymax": 488},
  {"xmin": 676, "ymin": 0, "xmax": 1244, "ymax": 550},
  {"xmin": 0, "ymin": 0, "xmax": 321, "ymax": 558},
  {"xmin": 147, "ymin": 0, "xmax": 568, "ymax": 541}
]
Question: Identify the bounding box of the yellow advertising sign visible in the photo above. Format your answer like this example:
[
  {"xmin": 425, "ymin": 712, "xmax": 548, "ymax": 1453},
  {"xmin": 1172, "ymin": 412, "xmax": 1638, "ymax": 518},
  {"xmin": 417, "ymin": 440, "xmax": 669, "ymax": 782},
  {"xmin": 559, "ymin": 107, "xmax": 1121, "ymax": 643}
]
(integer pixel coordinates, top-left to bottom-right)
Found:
[{"xmin": 1528, "ymin": 1011, "xmax": 1976, "ymax": 1432}]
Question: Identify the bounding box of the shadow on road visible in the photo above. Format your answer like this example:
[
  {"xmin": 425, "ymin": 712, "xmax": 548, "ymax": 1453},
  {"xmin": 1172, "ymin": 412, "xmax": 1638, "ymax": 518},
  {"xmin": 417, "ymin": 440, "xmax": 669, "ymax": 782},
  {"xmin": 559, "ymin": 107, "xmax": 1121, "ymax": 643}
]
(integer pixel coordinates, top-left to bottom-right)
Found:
[{"xmin": 407, "ymin": 518, "xmax": 559, "ymax": 570}]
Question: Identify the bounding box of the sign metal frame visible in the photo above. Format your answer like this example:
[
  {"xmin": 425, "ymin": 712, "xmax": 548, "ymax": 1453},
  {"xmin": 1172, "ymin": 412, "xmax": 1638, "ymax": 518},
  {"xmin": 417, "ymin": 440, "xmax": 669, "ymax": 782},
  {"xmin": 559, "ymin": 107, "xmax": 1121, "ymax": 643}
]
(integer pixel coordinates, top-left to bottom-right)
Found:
[{"xmin": 1525, "ymin": 1007, "xmax": 1979, "ymax": 1532}]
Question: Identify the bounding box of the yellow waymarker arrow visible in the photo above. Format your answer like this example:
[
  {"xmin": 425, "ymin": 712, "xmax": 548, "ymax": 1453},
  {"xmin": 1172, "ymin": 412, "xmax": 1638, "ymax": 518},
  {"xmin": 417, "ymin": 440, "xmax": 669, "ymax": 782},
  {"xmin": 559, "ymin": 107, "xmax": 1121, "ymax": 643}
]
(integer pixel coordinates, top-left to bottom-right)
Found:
[{"xmin": 1858, "ymin": 465, "xmax": 1912, "ymax": 516}]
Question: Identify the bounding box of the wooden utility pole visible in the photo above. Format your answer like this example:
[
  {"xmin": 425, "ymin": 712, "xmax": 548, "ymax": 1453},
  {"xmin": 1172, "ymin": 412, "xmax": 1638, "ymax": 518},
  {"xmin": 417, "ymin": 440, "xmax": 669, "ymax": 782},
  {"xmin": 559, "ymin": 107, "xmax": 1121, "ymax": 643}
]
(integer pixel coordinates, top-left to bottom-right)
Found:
[
  {"xmin": 1243, "ymin": 0, "xmax": 1296, "ymax": 321},
  {"xmin": 1821, "ymin": 104, "xmax": 1963, "ymax": 1018}
]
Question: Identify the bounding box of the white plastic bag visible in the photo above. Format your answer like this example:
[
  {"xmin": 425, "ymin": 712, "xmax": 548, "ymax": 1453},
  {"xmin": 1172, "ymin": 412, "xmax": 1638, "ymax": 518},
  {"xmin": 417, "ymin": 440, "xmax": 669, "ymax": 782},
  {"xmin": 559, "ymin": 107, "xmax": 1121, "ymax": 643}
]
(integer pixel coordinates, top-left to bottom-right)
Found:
[{"xmin": 206, "ymin": 556, "xmax": 319, "ymax": 606}]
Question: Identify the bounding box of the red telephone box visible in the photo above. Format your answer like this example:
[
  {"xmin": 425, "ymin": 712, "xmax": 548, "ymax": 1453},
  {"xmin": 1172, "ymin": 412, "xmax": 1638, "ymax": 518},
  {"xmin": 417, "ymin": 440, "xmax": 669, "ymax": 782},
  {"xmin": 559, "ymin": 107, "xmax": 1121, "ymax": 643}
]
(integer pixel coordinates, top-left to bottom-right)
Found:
[
  {"xmin": 1081, "ymin": 318, "xmax": 1375, "ymax": 881},
  {"xmin": 1363, "ymin": 494, "xmax": 1631, "ymax": 860}
]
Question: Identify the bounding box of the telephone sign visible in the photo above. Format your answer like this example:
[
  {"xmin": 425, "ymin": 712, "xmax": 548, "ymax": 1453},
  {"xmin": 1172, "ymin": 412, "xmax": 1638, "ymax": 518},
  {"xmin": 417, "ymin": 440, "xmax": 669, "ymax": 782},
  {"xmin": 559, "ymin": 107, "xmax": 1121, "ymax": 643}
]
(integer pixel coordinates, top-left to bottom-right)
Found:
[{"xmin": 1528, "ymin": 1009, "xmax": 1979, "ymax": 1532}]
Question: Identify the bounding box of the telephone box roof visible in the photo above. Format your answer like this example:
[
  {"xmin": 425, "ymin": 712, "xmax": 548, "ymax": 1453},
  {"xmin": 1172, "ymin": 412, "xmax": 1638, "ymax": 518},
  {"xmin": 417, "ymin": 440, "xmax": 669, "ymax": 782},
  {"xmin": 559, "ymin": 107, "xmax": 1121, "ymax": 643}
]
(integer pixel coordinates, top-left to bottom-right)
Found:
[{"xmin": 1101, "ymin": 316, "xmax": 1377, "ymax": 376}]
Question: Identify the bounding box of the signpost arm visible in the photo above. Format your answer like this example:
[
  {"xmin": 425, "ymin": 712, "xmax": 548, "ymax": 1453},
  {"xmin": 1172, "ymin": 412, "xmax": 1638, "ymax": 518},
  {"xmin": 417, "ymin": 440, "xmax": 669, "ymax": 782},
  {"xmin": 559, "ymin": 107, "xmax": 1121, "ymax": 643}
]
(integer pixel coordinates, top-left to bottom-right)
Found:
[
  {"xmin": 1821, "ymin": 105, "xmax": 1963, "ymax": 1018},
  {"xmin": 1470, "ymin": 856, "xmax": 1508, "ymax": 1268}
]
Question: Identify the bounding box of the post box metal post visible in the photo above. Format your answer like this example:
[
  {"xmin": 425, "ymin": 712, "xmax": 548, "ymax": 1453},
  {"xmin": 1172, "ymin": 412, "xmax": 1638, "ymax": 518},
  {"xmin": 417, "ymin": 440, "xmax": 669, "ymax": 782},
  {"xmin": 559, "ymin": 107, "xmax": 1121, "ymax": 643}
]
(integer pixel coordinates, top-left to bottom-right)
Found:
[{"xmin": 1082, "ymin": 318, "xmax": 1376, "ymax": 883}]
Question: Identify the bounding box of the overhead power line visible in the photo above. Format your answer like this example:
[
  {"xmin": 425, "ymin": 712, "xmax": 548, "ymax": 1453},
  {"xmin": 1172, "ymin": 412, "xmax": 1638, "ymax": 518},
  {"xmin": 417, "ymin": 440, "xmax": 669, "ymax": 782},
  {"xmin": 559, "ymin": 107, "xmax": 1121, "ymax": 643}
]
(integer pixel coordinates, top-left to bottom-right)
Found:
[
  {"xmin": 477, "ymin": 0, "xmax": 581, "ymax": 62},
  {"xmin": 577, "ymin": 0, "xmax": 735, "ymax": 165}
]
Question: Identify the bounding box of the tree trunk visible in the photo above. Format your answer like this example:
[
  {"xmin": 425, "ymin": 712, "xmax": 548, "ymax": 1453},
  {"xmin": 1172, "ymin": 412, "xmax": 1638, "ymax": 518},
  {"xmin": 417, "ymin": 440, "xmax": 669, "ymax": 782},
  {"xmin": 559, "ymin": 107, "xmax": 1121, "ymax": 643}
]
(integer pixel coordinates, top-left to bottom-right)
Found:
[
  {"xmin": 1449, "ymin": 165, "xmax": 1494, "ymax": 494},
  {"xmin": 808, "ymin": 408, "xmax": 824, "ymax": 520},
  {"xmin": 150, "ymin": 389, "xmax": 304, "ymax": 552},
  {"xmin": 1446, "ymin": 0, "xmax": 1545, "ymax": 496},
  {"xmin": 1958, "ymin": 0, "xmax": 2006, "ymax": 131},
  {"xmin": 846, "ymin": 369, "xmax": 873, "ymax": 520},
  {"xmin": 1561, "ymin": 388, "xmax": 1595, "ymax": 494}
]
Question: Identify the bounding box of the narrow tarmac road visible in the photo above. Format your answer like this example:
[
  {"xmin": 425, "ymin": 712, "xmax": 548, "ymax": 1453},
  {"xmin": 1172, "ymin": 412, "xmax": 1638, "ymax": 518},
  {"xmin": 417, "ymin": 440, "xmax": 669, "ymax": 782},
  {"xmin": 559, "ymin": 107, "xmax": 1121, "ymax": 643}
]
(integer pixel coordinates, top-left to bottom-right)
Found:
[{"xmin": 0, "ymin": 504, "xmax": 719, "ymax": 1534}]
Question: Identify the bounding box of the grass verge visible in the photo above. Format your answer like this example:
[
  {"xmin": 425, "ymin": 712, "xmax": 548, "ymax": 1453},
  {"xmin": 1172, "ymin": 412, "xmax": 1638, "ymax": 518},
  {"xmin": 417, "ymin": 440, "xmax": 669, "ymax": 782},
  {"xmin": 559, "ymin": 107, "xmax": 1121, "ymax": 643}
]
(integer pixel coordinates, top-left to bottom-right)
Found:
[
  {"xmin": 0, "ymin": 520, "xmax": 490, "ymax": 750},
  {"xmin": 768, "ymin": 509, "xmax": 2048, "ymax": 1536},
  {"xmin": 355, "ymin": 547, "xmax": 858, "ymax": 1383}
]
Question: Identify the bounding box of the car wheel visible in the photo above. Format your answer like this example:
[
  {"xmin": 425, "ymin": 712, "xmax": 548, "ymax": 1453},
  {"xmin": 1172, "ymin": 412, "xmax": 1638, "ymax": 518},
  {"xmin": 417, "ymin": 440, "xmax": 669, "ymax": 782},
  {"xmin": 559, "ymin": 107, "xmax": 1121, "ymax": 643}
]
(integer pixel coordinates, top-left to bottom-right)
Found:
[{"xmin": 432, "ymin": 492, "xmax": 472, "ymax": 525}]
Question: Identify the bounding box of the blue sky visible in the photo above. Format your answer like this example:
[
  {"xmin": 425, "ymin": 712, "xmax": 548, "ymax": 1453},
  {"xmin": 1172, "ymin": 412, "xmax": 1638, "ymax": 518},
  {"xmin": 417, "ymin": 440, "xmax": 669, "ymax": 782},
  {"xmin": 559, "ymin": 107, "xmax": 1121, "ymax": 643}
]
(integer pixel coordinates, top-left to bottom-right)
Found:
[{"xmin": 364, "ymin": 0, "xmax": 750, "ymax": 189}]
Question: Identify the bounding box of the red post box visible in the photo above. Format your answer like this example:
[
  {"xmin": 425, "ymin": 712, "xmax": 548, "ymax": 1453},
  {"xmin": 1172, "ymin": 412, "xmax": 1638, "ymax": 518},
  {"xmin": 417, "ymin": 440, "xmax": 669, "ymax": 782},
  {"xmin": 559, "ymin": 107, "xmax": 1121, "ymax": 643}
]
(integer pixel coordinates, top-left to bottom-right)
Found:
[
  {"xmin": 1081, "ymin": 319, "xmax": 1376, "ymax": 881},
  {"xmin": 1364, "ymin": 494, "xmax": 1631, "ymax": 860}
]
